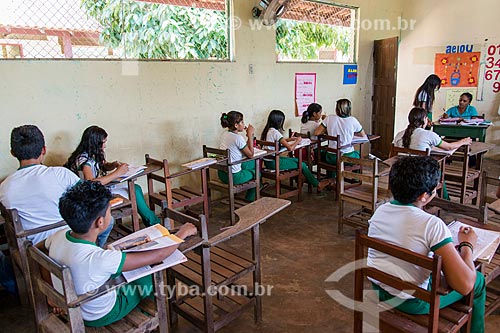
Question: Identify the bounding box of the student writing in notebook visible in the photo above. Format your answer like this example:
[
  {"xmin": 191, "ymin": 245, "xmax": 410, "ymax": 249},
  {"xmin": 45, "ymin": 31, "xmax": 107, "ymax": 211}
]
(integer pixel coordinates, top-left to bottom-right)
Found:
[
  {"xmin": 65, "ymin": 126, "xmax": 160, "ymax": 227},
  {"xmin": 43, "ymin": 180, "xmax": 196, "ymax": 327},
  {"xmin": 367, "ymin": 156, "xmax": 486, "ymax": 333}
]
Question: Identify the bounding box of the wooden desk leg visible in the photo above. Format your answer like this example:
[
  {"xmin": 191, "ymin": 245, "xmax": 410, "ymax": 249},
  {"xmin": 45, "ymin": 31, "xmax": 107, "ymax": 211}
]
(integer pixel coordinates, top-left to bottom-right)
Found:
[
  {"xmin": 201, "ymin": 167, "xmax": 209, "ymax": 221},
  {"xmin": 252, "ymin": 224, "xmax": 262, "ymax": 323},
  {"xmin": 255, "ymin": 159, "xmax": 261, "ymax": 200},
  {"xmin": 473, "ymin": 153, "xmax": 485, "ymax": 205},
  {"xmin": 127, "ymin": 180, "xmax": 140, "ymax": 231},
  {"xmin": 154, "ymin": 270, "xmax": 169, "ymax": 333}
]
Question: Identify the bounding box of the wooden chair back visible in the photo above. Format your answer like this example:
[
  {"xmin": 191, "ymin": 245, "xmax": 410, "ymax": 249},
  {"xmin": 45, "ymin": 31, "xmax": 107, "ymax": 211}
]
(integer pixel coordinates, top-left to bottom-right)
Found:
[
  {"xmin": 27, "ymin": 244, "xmax": 168, "ymax": 333},
  {"xmin": 480, "ymin": 171, "xmax": 500, "ymax": 224},
  {"xmin": 145, "ymin": 154, "xmax": 209, "ymax": 227},
  {"xmin": 202, "ymin": 145, "xmax": 260, "ymax": 225},
  {"xmin": 0, "ymin": 203, "xmax": 65, "ymax": 305},
  {"xmin": 255, "ymin": 139, "xmax": 303, "ymax": 201},
  {"xmin": 167, "ymin": 197, "xmax": 290, "ymax": 333},
  {"xmin": 354, "ymin": 230, "xmax": 473, "ymax": 333},
  {"xmin": 338, "ymin": 156, "xmax": 391, "ymax": 233},
  {"xmin": 444, "ymin": 144, "xmax": 481, "ymax": 204},
  {"xmin": 389, "ymin": 144, "xmax": 430, "ymax": 157},
  {"xmin": 289, "ymin": 129, "xmax": 315, "ymax": 192},
  {"xmin": 316, "ymin": 134, "xmax": 362, "ymax": 200}
]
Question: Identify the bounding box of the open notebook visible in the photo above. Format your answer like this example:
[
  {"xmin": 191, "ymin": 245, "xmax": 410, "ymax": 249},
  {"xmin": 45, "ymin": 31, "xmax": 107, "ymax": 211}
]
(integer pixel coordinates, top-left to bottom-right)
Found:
[{"xmin": 448, "ymin": 220, "xmax": 500, "ymax": 263}]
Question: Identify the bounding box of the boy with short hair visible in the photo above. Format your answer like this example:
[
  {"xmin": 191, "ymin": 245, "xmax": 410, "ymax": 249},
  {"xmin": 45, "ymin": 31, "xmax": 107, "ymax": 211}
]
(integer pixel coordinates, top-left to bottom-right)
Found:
[
  {"xmin": 0, "ymin": 125, "xmax": 79, "ymax": 245},
  {"xmin": 367, "ymin": 156, "xmax": 486, "ymax": 332},
  {"xmin": 45, "ymin": 180, "xmax": 196, "ymax": 327}
]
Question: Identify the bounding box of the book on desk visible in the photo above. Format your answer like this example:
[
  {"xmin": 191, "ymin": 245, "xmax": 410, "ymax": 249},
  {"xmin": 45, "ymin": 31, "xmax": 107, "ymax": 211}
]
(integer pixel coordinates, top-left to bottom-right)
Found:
[{"xmin": 108, "ymin": 224, "xmax": 187, "ymax": 282}]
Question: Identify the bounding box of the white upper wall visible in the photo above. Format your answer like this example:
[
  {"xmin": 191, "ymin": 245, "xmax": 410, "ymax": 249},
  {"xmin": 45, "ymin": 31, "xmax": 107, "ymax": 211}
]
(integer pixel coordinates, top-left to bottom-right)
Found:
[
  {"xmin": 0, "ymin": 0, "xmax": 403, "ymax": 179},
  {"xmin": 397, "ymin": 0, "xmax": 500, "ymax": 157}
]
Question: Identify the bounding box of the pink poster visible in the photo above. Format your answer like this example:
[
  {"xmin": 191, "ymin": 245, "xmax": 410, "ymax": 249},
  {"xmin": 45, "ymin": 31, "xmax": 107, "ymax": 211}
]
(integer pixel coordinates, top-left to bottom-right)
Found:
[{"xmin": 295, "ymin": 73, "xmax": 316, "ymax": 116}]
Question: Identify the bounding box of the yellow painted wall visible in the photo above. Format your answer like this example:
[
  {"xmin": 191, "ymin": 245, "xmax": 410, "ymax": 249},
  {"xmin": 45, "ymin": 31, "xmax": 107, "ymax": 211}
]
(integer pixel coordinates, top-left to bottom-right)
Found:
[
  {"xmin": 0, "ymin": 0, "xmax": 404, "ymax": 182},
  {"xmin": 397, "ymin": 0, "xmax": 500, "ymax": 158}
]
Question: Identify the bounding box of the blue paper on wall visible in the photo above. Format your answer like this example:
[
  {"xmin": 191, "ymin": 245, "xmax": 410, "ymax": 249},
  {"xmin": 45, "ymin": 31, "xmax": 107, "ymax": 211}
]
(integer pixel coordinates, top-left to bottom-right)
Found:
[{"xmin": 343, "ymin": 65, "xmax": 358, "ymax": 85}]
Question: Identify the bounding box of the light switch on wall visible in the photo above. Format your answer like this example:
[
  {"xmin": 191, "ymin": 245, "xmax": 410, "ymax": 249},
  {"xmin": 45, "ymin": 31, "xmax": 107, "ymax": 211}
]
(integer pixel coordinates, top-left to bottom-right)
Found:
[{"xmin": 249, "ymin": 64, "xmax": 254, "ymax": 75}]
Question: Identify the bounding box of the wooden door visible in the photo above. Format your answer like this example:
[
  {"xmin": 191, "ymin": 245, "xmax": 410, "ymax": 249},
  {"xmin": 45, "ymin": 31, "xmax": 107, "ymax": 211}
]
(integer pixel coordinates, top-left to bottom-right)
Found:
[{"xmin": 371, "ymin": 36, "xmax": 398, "ymax": 159}]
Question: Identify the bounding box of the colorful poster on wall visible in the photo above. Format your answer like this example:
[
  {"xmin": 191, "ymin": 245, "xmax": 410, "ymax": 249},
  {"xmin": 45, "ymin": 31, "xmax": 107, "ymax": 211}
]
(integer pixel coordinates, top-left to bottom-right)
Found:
[
  {"xmin": 295, "ymin": 73, "xmax": 316, "ymax": 116},
  {"xmin": 343, "ymin": 65, "xmax": 358, "ymax": 84},
  {"xmin": 434, "ymin": 52, "xmax": 480, "ymax": 88},
  {"xmin": 445, "ymin": 88, "xmax": 477, "ymax": 111}
]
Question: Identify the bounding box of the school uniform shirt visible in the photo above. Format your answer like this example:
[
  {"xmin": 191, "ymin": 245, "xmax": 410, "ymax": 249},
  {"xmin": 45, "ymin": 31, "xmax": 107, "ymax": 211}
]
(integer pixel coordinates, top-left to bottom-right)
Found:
[
  {"xmin": 300, "ymin": 120, "xmax": 320, "ymax": 140},
  {"xmin": 367, "ymin": 201, "xmax": 453, "ymax": 299},
  {"xmin": 263, "ymin": 127, "xmax": 285, "ymax": 160},
  {"xmin": 417, "ymin": 90, "xmax": 433, "ymax": 121},
  {"xmin": 75, "ymin": 153, "xmax": 129, "ymax": 198},
  {"xmin": 220, "ymin": 131, "xmax": 247, "ymax": 173},
  {"xmin": 0, "ymin": 164, "xmax": 79, "ymax": 245},
  {"xmin": 45, "ymin": 229, "xmax": 126, "ymax": 321},
  {"xmin": 445, "ymin": 105, "xmax": 478, "ymax": 119},
  {"xmin": 393, "ymin": 127, "xmax": 442, "ymax": 152},
  {"xmin": 321, "ymin": 115, "xmax": 363, "ymax": 154}
]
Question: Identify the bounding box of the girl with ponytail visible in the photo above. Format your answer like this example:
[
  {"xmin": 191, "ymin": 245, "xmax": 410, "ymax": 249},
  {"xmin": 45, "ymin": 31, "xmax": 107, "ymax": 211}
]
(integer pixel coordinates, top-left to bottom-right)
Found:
[
  {"xmin": 219, "ymin": 111, "xmax": 257, "ymax": 201},
  {"xmin": 300, "ymin": 103, "xmax": 324, "ymax": 140},
  {"xmin": 394, "ymin": 107, "xmax": 471, "ymax": 151}
]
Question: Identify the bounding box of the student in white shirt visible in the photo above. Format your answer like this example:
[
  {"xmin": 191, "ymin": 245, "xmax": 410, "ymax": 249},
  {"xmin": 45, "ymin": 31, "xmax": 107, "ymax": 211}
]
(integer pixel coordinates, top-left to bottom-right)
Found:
[
  {"xmin": 65, "ymin": 126, "xmax": 160, "ymax": 227},
  {"xmin": 393, "ymin": 107, "xmax": 472, "ymax": 152},
  {"xmin": 368, "ymin": 156, "xmax": 485, "ymax": 332},
  {"xmin": 300, "ymin": 103, "xmax": 324, "ymax": 140},
  {"xmin": 314, "ymin": 98, "xmax": 365, "ymax": 167},
  {"xmin": 218, "ymin": 111, "xmax": 257, "ymax": 201},
  {"xmin": 0, "ymin": 125, "xmax": 108, "ymax": 294},
  {"xmin": 393, "ymin": 107, "xmax": 472, "ymax": 200},
  {"xmin": 261, "ymin": 110, "xmax": 331, "ymax": 191},
  {"xmin": 44, "ymin": 180, "xmax": 197, "ymax": 327}
]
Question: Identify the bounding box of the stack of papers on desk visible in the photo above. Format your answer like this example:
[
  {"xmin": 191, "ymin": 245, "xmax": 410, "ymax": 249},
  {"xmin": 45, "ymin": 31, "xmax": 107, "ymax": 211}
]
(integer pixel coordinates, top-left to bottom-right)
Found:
[
  {"xmin": 122, "ymin": 250, "xmax": 187, "ymax": 282},
  {"xmin": 351, "ymin": 136, "xmax": 369, "ymax": 144},
  {"xmin": 253, "ymin": 148, "xmax": 268, "ymax": 157},
  {"xmin": 431, "ymin": 146, "xmax": 458, "ymax": 155},
  {"xmin": 295, "ymin": 138, "xmax": 312, "ymax": 149},
  {"xmin": 448, "ymin": 220, "xmax": 500, "ymax": 263},
  {"xmin": 462, "ymin": 119, "xmax": 492, "ymax": 126},
  {"xmin": 439, "ymin": 117, "xmax": 461, "ymax": 124},
  {"xmin": 182, "ymin": 157, "xmax": 217, "ymax": 169},
  {"xmin": 115, "ymin": 165, "xmax": 146, "ymax": 182}
]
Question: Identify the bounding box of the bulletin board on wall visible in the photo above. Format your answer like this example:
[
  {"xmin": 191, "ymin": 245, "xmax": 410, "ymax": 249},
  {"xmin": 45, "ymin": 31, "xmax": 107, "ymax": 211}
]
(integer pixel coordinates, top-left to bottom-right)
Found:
[
  {"xmin": 294, "ymin": 72, "xmax": 316, "ymax": 116},
  {"xmin": 445, "ymin": 88, "xmax": 477, "ymax": 111},
  {"xmin": 435, "ymin": 52, "xmax": 480, "ymax": 87}
]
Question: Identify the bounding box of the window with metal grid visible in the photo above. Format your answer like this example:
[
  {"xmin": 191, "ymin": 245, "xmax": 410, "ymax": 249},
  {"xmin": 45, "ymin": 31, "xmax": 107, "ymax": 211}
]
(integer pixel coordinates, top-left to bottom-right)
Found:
[
  {"xmin": 0, "ymin": 0, "xmax": 230, "ymax": 60},
  {"xmin": 276, "ymin": 0, "xmax": 357, "ymax": 63}
]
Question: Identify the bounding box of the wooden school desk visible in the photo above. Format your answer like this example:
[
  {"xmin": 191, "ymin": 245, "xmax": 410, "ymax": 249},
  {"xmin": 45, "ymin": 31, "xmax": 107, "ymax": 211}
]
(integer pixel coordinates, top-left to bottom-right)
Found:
[
  {"xmin": 433, "ymin": 123, "xmax": 491, "ymax": 142},
  {"xmin": 110, "ymin": 163, "xmax": 163, "ymax": 232}
]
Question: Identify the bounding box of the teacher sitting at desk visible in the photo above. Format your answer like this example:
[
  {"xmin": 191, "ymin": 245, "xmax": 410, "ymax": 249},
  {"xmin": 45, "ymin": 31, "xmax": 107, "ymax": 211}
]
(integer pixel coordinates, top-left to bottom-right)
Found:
[{"xmin": 443, "ymin": 92, "xmax": 478, "ymax": 120}]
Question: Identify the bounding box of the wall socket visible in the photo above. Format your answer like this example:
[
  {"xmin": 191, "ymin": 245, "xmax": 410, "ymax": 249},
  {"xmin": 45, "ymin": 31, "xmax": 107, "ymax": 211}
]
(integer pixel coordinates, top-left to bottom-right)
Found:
[{"xmin": 249, "ymin": 64, "xmax": 254, "ymax": 75}]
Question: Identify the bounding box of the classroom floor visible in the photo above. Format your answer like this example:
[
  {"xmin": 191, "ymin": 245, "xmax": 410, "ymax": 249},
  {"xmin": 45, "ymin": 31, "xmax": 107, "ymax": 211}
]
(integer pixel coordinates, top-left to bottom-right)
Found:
[{"xmin": 1, "ymin": 158, "xmax": 499, "ymax": 332}]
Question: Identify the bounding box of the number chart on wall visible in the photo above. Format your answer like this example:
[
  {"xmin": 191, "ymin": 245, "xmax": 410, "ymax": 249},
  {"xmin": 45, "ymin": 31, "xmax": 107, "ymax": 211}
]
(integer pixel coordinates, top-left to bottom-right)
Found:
[
  {"xmin": 435, "ymin": 52, "xmax": 481, "ymax": 88},
  {"xmin": 485, "ymin": 44, "xmax": 500, "ymax": 93}
]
